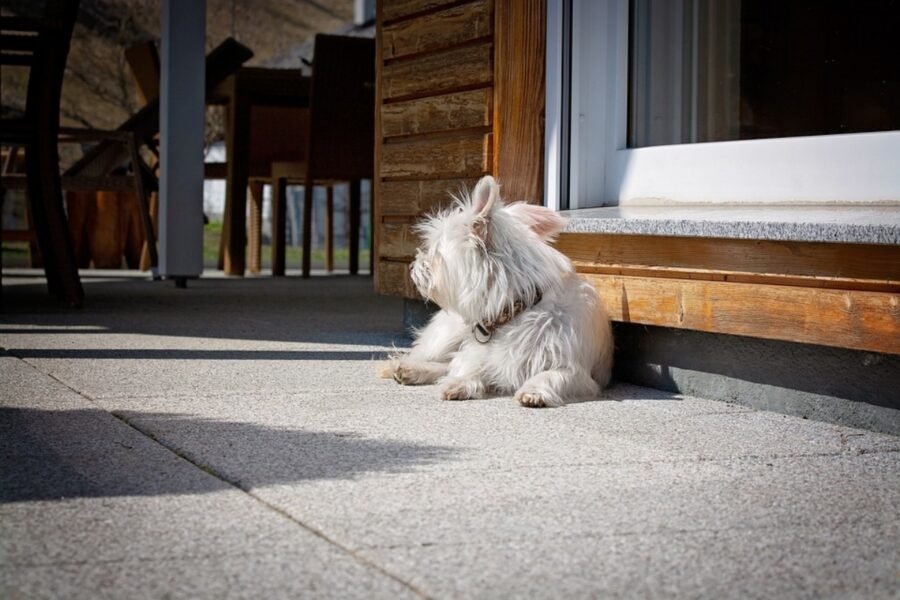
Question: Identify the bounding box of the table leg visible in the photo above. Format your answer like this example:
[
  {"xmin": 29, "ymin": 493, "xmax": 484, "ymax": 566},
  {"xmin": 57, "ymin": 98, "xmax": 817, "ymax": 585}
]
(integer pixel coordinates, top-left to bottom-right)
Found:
[
  {"xmin": 247, "ymin": 181, "xmax": 263, "ymax": 274},
  {"xmin": 325, "ymin": 185, "xmax": 334, "ymax": 272},
  {"xmin": 302, "ymin": 178, "xmax": 314, "ymax": 278},
  {"xmin": 349, "ymin": 179, "xmax": 360, "ymax": 276},
  {"xmin": 223, "ymin": 87, "xmax": 250, "ymax": 276},
  {"xmin": 272, "ymin": 177, "xmax": 287, "ymax": 276}
]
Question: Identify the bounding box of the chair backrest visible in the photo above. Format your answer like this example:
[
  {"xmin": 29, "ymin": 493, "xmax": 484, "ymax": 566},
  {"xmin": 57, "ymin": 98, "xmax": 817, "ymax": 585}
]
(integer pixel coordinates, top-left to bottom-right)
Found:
[
  {"xmin": 65, "ymin": 37, "xmax": 253, "ymax": 178},
  {"xmin": 249, "ymin": 105, "xmax": 309, "ymax": 172},
  {"xmin": 0, "ymin": 0, "xmax": 81, "ymax": 144},
  {"xmin": 306, "ymin": 34, "xmax": 375, "ymax": 180},
  {"xmin": 124, "ymin": 40, "xmax": 161, "ymax": 104}
]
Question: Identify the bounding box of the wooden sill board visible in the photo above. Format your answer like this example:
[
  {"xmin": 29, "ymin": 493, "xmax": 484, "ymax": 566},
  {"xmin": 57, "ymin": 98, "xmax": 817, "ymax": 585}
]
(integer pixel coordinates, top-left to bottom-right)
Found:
[
  {"xmin": 561, "ymin": 233, "xmax": 900, "ymax": 355},
  {"xmin": 585, "ymin": 273, "xmax": 899, "ymax": 355}
]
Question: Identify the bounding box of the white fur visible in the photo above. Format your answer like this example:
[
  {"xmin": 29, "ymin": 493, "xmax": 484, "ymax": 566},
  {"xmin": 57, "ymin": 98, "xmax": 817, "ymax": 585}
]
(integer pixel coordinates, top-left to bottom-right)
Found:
[{"xmin": 379, "ymin": 176, "xmax": 613, "ymax": 408}]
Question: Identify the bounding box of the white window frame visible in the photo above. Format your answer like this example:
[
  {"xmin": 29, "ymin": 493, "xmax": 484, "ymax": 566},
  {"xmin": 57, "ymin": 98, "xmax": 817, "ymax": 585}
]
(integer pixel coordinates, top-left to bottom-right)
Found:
[{"xmin": 545, "ymin": 0, "xmax": 900, "ymax": 209}]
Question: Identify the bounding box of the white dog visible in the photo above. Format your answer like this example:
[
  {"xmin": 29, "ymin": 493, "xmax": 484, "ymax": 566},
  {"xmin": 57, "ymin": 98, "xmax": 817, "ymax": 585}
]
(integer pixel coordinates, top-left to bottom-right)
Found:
[{"xmin": 381, "ymin": 176, "xmax": 613, "ymax": 407}]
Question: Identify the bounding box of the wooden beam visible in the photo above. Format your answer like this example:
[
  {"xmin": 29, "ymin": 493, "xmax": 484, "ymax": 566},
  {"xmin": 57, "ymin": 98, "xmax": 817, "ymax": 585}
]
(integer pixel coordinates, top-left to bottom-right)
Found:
[
  {"xmin": 584, "ymin": 273, "xmax": 900, "ymax": 355},
  {"xmin": 383, "ymin": 0, "xmax": 492, "ymax": 60},
  {"xmin": 378, "ymin": 259, "xmax": 419, "ymax": 298},
  {"xmin": 557, "ymin": 233, "xmax": 900, "ymax": 282},
  {"xmin": 383, "ymin": 0, "xmax": 468, "ymax": 23},
  {"xmin": 382, "ymin": 42, "xmax": 492, "ymax": 101},
  {"xmin": 382, "ymin": 132, "xmax": 492, "ymax": 179},
  {"xmin": 380, "ymin": 177, "xmax": 479, "ymax": 216},
  {"xmin": 382, "ymin": 89, "xmax": 492, "ymax": 138}
]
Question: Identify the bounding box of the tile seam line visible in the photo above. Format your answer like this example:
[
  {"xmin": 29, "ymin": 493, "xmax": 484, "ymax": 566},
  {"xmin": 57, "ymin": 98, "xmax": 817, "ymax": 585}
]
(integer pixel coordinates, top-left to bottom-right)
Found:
[
  {"xmin": 5, "ymin": 351, "xmax": 434, "ymax": 600},
  {"xmin": 360, "ymin": 516, "xmax": 888, "ymax": 551}
]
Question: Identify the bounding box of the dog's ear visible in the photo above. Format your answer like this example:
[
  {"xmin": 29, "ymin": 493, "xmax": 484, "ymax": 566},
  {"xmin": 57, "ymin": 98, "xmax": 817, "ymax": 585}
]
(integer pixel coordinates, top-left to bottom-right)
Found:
[
  {"xmin": 472, "ymin": 175, "xmax": 499, "ymax": 217},
  {"xmin": 470, "ymin": 175, "xmax": 500, "ymax": 242},
  {"xmin": 506, "ymin": 203, "xmax": 568, "ymax": 242}
]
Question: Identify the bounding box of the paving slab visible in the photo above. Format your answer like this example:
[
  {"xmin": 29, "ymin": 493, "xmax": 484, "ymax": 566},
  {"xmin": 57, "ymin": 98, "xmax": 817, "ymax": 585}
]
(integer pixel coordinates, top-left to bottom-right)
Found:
[{"xmin": 0, "ymin": 354, "xmax": 421, "ymax": 599}]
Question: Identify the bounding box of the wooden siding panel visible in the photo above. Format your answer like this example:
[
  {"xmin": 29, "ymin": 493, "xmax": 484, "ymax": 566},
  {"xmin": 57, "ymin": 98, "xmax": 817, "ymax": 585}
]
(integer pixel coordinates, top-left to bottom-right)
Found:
[
  {"xmin": 383, "ymin": 0, "xmax": 492, "ymax": 59},
  {"xmin": 376, "ymin": 0, "xmax": 495, "ymax": 297},
  {"xmin": 382, "ymin": 133, "xmax": 492, "ymax": 179},
  {"xmin": 382, "ymin": 42, "xmax": 492, "ymax": 100},
  {"xmin": 379, "ymin": 222, "xmax": 421, "ymax": 260},
  {"xmin": 378, "ymin": 259, "xmax": 419, "ymax": 298},
  {"xmin": 382, "ymin": 89, "xmax": 492, "ymax": 138},
  {"xmin": 585, "ymin": 274, "xmax": 900, "ymax": 355},
  {"xmin": 381, "ymin": 178, "xmax": 479, "ymax": 215},
  {"xmin": 383, "ymin": 0, "xmax": 461, "ymax": 22}
]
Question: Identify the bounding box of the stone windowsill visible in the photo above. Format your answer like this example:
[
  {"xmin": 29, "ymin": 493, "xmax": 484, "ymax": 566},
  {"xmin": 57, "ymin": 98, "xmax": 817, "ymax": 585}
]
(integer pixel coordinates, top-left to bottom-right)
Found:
[{"xmin": 561, "ymin": 205, "xmax": 900, "ymax": 245}]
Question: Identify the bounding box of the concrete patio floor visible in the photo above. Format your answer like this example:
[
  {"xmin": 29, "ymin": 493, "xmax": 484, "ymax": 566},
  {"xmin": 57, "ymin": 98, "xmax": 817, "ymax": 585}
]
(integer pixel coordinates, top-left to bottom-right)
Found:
[{"xmin": 2, "ymin": 271, "xmax": 899, "ymax": 599}]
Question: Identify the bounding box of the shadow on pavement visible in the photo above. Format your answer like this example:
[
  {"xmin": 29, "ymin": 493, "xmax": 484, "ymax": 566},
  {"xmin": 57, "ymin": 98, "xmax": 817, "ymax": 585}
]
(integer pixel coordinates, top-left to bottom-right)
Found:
[
  {"xmin": 5, "ymin": 349, "xmax": 389, "ymax": 361},
  {"xmin": 0, "ymin": 406, "xmax": 460, "ymax": 503}
]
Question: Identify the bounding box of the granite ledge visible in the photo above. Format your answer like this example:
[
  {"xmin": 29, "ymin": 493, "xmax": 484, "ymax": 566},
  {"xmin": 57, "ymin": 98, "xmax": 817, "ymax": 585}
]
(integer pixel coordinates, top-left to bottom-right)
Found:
[{"xmin": 561, "ymin": 205, "xmax": 900, "ymax": 245}]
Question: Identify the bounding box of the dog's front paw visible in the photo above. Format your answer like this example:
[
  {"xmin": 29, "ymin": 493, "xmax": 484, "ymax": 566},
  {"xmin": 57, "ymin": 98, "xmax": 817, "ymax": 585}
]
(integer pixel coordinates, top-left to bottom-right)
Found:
[
  {"xmin": 377, "ymin": 361, "xmax": 397, "ymax": 380},
  {"xmin": 441, "ymin": 384, "xmax": 471, "ymax": 401},
  {"xmin": 515, "ymin": 389, "xmax": 564, "ymax": 408},
  {"xmin": 440, "ymin": 378, "xmax": 483, "ymax": 401},
  {"xmin": 392, "ymin": 363, "xmax": 420, "ymax": 385}
]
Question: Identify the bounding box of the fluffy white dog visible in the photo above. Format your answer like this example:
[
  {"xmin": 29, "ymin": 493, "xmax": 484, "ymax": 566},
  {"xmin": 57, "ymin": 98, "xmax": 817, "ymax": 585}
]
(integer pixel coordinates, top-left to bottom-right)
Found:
[{"xmin": 381, "ymin": 175, "xmax": 613, "ymax": 407}]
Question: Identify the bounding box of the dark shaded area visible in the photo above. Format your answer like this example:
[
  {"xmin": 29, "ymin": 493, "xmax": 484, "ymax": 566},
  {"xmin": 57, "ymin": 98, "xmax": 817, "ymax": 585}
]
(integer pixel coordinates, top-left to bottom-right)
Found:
[
  {"xmin": 0, "ymin": 406, "xmax": 460, "ymax": 503},
  {"xmin": 613, "ymin": 323, "xmax": 900, "ymax": 433},
  {"xmin": 0, "ymin": 274, "xmax": 408, "ymax": 347},
  {"xmin": 740, "ymin": 0, "xmax": 900, "ymax": 140}
]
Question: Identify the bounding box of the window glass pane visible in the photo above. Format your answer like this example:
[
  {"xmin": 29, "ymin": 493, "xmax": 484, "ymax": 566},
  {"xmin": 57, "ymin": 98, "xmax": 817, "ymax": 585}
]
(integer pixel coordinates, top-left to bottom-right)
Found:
[{"xmin": 628, "ymin": 0, "xmax": 900, "ymax": 148}]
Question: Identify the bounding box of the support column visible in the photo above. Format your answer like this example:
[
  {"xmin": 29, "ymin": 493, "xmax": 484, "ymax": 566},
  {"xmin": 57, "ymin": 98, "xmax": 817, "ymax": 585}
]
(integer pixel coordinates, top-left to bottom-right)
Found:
[{"xmin": 159, "ymin": 0, "xmax": 205, "ymax": 281}]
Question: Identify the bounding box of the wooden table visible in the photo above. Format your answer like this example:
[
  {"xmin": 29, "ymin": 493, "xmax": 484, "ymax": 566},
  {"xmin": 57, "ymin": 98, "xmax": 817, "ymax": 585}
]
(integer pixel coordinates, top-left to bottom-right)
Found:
[{"xmin": 208, "ymin": 67, "xmax": 310, "ymax": 276}]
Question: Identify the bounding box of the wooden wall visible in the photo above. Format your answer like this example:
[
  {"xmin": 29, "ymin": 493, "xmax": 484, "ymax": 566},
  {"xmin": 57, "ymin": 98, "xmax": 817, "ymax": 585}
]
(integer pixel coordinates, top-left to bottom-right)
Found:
[{"xmin": 374, "ymin": 0, "xmax": 546, "ymax": 297}]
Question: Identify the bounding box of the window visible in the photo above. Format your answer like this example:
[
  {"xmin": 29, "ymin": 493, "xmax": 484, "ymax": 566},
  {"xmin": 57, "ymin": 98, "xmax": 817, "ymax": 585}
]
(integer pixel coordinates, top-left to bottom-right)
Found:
[{"xmin": 545, "ymin": 0, "xmax": 900, "ymax": 209}]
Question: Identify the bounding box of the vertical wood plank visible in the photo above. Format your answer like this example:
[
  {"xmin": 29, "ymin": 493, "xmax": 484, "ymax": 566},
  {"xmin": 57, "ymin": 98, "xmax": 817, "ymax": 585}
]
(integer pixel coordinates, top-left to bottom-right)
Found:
[
  {"xmin": 494, "ymin": 0, "xmax": 546, "ymax": 204},
  {"xmin": 374, "ymin": 0, "xmax": 386, "ymax": 292}
]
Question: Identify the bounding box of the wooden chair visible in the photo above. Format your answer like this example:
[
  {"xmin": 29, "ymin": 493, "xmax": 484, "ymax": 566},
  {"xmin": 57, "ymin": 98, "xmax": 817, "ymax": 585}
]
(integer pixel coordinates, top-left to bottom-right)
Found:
[
  {"xmin": 208, "ymin": 66, "xmax": 311, "ymax": 275},
  {"xmin": 218, "ymin": 35, "xmax": 375, "ymax": 278},
  {"xmin": 249, "ymin": 105, "xmax": 311, "ymax": 274},
  {"xmin": 277, "ymin": 34, "xmax": 375, "ymax": 278},
  {"xmin": 0, "ymin": 0, "xmax": 83, "ymax": 306},
  {"xmin": 2, "ymin": 39, "xmax": 157, "ymax": 276},
  {"xmin": 50, "ymin": 38, "xmax": 252, "ymax": 276},
  {"xmin": 3, "ymin": 127, "xmax": 157, "ymax": 272},
  {"xmin": 214, "ymin": 99, "xmax": 311, "ymax": 275}
]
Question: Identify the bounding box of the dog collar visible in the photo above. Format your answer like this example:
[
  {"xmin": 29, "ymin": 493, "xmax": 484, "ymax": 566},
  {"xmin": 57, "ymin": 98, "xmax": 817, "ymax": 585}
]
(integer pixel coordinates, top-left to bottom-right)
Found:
[{"xmin": 472, "ymin": 290, "xmax": 543, "ymax": 344}]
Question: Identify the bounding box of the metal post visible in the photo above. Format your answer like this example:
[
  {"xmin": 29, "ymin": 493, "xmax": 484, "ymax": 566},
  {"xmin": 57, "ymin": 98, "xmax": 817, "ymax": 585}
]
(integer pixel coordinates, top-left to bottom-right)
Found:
[{"xmin": 159, "ymin": 0, "xmax": 206, "ymax": 282}]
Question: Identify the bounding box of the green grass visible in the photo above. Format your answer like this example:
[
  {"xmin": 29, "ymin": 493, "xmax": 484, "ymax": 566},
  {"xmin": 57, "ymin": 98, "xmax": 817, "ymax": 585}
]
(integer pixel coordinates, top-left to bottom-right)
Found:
[
  {"xmin": 1, "ymin": 242, "xmax": 30, "ymax": 268},
  {"xmin": 203, "ymin": 221, "xmax": 370, "ymax": 271}
]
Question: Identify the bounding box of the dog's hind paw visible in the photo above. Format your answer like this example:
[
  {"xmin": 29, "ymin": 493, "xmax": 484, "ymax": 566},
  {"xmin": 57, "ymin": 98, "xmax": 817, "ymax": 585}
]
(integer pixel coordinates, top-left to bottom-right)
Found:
[{"xmin": 516, "ymin": 392, "xmax": 547, "ymax": 408}]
